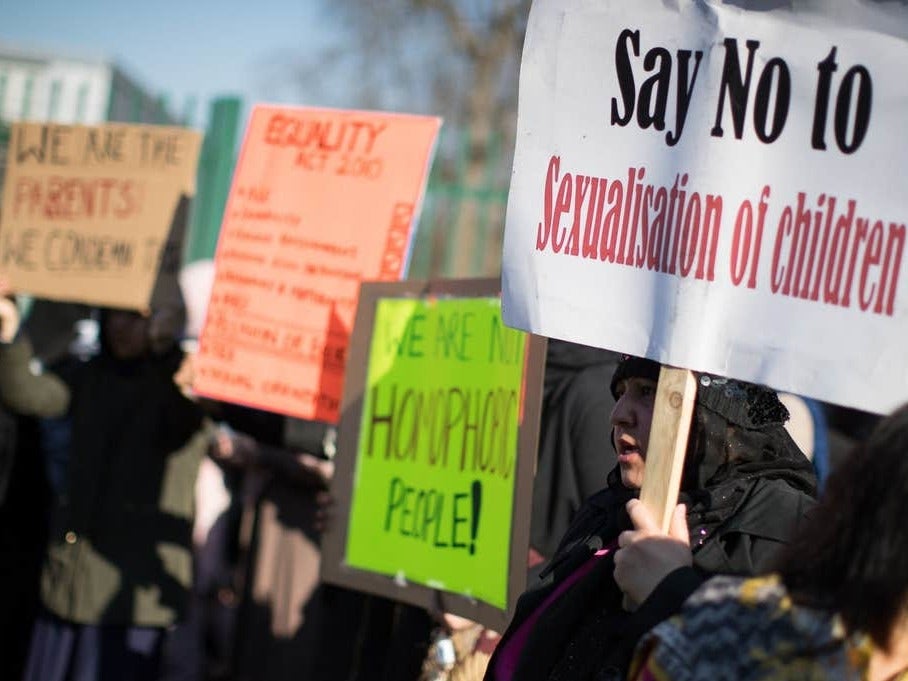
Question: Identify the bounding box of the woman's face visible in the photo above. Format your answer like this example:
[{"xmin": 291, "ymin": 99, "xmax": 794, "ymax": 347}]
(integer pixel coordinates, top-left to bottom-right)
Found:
[{"xmin": 610, "ymin": 376, "xmax": 658, "ymax": 489}]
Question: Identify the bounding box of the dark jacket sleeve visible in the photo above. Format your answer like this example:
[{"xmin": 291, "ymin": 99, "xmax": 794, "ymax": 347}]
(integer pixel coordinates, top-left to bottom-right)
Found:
[
  {"xmin": 630, "ymin": 567, "xmax": 705, "ymax": 637},
  {"xmin": 255, "ymin": 443, "xmax": 330, "ymax": 488},
  {"xmin": 0, "ymin": 336, "xmax": 70, "ymax": 417},
  {"xmin": 596, "ymin": 566, "xmax": 706, "ymax": 677}
]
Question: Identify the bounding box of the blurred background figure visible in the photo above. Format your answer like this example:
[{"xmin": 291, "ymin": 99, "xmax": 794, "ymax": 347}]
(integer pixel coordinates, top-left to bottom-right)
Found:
[
  {"xmin": 530, "ymin": 339, "xmax": 621, "ymax": 564},
  {"xmin": 0, "ymin": 282, "xmax": 71, "ymax": 681},
  {"xmin": 23, "ymin": 301, "xmax": 100, "ymax": 502},
  {"xmin": 207, "ymin": 411, "xmax": 337, "ymax": 681},
  {"xmin": 778, "ymin": 393, "xmax": 829, "ymax": 490},
  {"xmin": 168, "ymin": 259, "xmax": 342, "ymax": 681},
  {"xmin": 22, "ymin": 279, "xmax": 210, "ymax": 681}
]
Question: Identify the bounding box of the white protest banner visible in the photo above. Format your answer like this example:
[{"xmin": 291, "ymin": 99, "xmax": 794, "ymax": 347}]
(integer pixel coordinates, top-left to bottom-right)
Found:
[{"xmin": 503, "ymin": 0, "xmax": 908, "ymax": 414}]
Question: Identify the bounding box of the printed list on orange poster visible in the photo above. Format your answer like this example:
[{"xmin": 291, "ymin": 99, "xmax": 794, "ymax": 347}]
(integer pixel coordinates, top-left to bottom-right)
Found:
[{"xmin": 193, "ymin": 105, "xmax": 442, "ymax": 423}]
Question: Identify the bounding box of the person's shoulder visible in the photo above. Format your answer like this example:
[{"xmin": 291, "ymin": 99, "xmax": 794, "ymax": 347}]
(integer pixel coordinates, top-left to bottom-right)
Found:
[
  {"xmin": 558, "ymin": 488, "xmax": 612, "ymax": 540},
  {"xmin": 633, "ymin": 576, "xmax": 791, "ymax": 680},
  {"xmin": 753, "ymin": 474, "xmax": 816, "ymax": 500},
  {"xmin": 750, "ymin": 475, "xmax": 818, "ymax": 520}
]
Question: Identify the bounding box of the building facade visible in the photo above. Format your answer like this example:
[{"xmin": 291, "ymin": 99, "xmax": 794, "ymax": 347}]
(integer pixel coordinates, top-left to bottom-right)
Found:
[{"xmin": 0, "ymin": 43, "xmax": 175, "ymax": 126}]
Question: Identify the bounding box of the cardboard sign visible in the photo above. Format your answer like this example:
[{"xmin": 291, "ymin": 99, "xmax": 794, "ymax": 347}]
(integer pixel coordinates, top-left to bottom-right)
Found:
[
  {"xmin": 0, "ymin": 122, "xmax": 201, "ymax": 309},
  {"xmin": 321, "ymin": 279, "xmax": 546, "ymax": 631},
  {"xmin": 502, "ymin": 0, "xmax": 908, "ymax": 414},
  {"xmin": 194, "ymin": 105, "xmax": 442, "ymax": 422}
]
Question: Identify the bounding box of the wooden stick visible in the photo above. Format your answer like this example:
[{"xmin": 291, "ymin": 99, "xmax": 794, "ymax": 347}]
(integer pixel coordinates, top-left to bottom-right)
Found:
[{"xmin": 639, "ymin": 366, "xmax": 698, "ymax": 532}]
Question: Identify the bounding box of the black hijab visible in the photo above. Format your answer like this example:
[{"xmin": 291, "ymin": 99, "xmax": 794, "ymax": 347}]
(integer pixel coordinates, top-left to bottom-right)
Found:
[{"xmin": 573, "ymin": 356, "xmax": 818, "ymax": 559}]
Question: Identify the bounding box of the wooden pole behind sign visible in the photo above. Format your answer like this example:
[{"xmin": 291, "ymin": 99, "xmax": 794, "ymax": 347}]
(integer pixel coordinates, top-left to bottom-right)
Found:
[{"xmin": 639, "ymin": 367, "xmax": 698, "ymax": 532}]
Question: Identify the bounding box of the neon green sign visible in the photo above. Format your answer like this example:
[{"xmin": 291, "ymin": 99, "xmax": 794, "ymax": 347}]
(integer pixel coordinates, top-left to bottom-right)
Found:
[{"xmin": 345, "ymin": 296, "xmax": 527, "ymax": 608}]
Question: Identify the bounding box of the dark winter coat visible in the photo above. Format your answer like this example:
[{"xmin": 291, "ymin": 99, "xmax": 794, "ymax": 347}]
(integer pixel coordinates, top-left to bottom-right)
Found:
[{"xmin": 40, "ymin": 347, "xmax": 208, "ymax": 626}]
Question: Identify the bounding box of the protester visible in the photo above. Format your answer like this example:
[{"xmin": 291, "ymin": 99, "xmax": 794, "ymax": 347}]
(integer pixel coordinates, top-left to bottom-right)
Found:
[
  {"xmin": 482, "ymin": 355, "xmax": 818, "ymax": 681},
  {"xmin": 0, "ymin": 283, "xmax": 71, "ymax": 504},
  {"xmin": 0, "ymin": 283, "xmax": 71, "ymax": 681},
  {"xmin": 233, "ymin": 411, "xmax": 438, "ymax": 681},
  {"xmin": 22, "ymin": 286, "xmax": 210, "ymax": 681},
  {"xmin": 210, "ymin": 410, "xmax": 336, "ymax": 681},
  {"xmin": 629, "ymin": 401, "xmax": 908, "ymax": 681},
  {"xmin": 162, "ymin": 259, "xmax": 342, "ymax": 681}
]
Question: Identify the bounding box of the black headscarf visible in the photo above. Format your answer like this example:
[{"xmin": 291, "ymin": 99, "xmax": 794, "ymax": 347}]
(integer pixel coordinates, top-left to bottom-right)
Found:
[{"xmin": 566, "ymin": 356, "xmax": 816, "ymax": 560}]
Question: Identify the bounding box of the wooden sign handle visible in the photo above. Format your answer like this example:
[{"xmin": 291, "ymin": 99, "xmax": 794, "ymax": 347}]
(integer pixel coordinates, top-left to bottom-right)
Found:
[
  {"xmin": 622, "ymin": 366, "xmax": 697, "ymax": 612},
  {"xmin": 639, "ymin": 366, "xmax": 698, "ymax": 532}
]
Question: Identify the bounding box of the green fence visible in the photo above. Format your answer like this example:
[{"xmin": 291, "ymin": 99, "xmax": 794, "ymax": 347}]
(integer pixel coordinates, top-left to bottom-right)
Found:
[{"xmin": 408, "ymin": 127, "xmax": 511, "ymax": 279}]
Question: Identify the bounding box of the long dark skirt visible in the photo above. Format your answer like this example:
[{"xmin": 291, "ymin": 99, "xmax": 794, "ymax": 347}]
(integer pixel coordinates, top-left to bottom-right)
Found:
[{"xmin": 23, "ymin": 614, "xmax": 164, "ymax": 681}]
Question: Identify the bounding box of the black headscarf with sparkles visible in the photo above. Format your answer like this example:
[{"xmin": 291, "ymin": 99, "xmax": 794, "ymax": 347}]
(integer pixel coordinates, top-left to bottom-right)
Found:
[{"xmin": 592, "ymin": 356, "xmax": 817, "ymax": 551}]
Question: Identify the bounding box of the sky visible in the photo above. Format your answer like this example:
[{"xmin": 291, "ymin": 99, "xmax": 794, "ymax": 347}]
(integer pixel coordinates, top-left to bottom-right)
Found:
[{"xmin": 0, "ymin": 0, "xmax": 338, "ymax": 127}]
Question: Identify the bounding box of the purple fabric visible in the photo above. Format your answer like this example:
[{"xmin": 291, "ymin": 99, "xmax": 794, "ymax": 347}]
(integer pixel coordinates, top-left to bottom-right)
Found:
[
  {"xmin": 23, "ymin": 614, "xmax": 163, "ymax": 681},
  {"xmin": 493, "ymin": 542, "xmax": 616, "ymax": 681}
]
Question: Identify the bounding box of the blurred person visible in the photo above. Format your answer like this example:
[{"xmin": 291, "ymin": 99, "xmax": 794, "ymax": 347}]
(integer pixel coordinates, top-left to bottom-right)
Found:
[
  {"xmin": 230, "ymin": 411, "xmax": 437, "ymax": 681},
  {"xmin": 629, "ymin": 401, "xmax": 908, "ymax": 681},
  {"xmin": 179, "ymin": 238, "xmax": 432, "ymax": 681},
  {"xmin": 159, "ymin": 253, "xmax": 335, "ymax": 681},
  {"xmin": 177, "ymin": 259, "xmax": 215, "ymax": 345},
  {"xmin": 22, "ymin": 286, "xmax": 210, "ymax": 681},
  {"xmin": 778, "ymin": 392, "xmax": 832, "ymax": 490},
  {"xmin": 160, "ymin": 342, "xmax": 339, "ymax": 681},
  {"xmin": 156, "ymin": 260, "xmax": 237, "ymax": 681},
  {"xmin": 303, "ymin": 584, "xmax": 436, "ymax": 681},
  {"xmin": 0, "ymin": 281, "xmax": 71, "ymax": 681},
  {"xmin": 530, "ymin": 339, "xmax": 621, "ymax": 562},
  {"xmin": 482, "ymin": 355, "xmax": 817, "ymax": 681},
  {"xmin": 0, "ymin": 283, "xmax": 71, "ymax": 503},
  {"xmin": 206, "ymin": 410, "xmax": 345, "ymax": 681},
  {"xmin": 22, "ymin": 299, "xmax": 99, "ymax": 500}
]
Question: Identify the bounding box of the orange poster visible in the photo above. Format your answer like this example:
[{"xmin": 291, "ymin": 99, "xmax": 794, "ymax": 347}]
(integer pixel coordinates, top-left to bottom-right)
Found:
[{"xmin": 193, "ymin": 105, "xmax": 442, "ymax": 422}]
